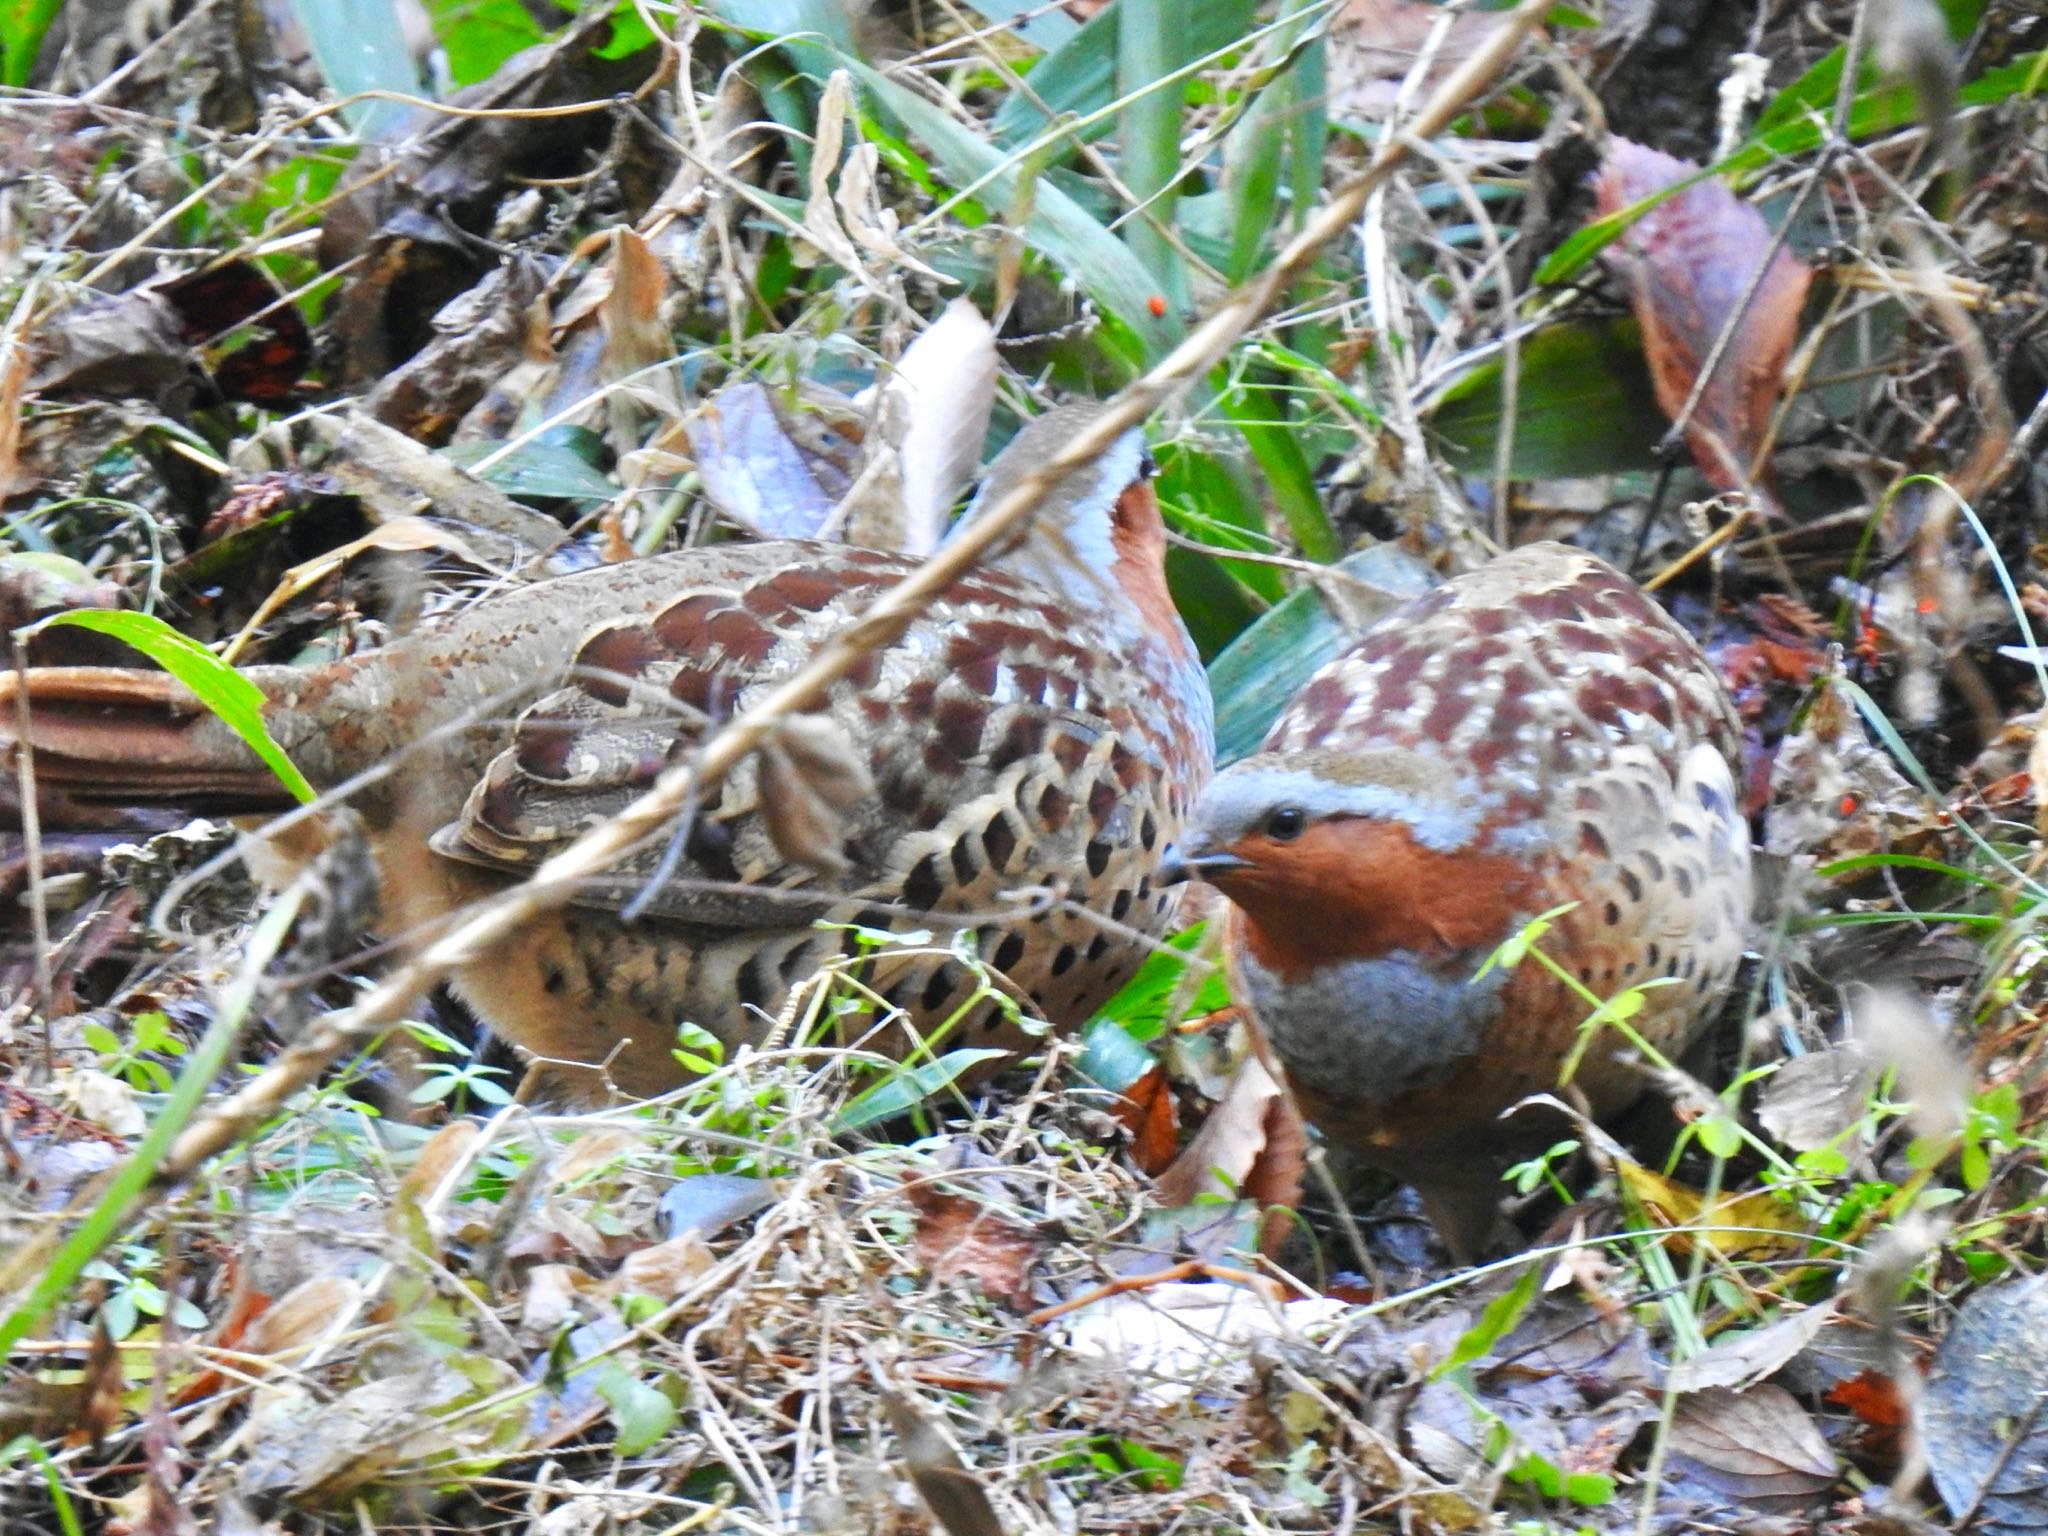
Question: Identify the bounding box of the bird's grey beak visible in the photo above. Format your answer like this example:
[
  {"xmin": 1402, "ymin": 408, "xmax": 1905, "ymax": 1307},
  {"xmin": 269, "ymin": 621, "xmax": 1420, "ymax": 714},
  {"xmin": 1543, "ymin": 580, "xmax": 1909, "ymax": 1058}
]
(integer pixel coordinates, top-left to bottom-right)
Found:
[{"xmin": 1157, "ymin": 842, "xmax": 1252, "ymax": 886}]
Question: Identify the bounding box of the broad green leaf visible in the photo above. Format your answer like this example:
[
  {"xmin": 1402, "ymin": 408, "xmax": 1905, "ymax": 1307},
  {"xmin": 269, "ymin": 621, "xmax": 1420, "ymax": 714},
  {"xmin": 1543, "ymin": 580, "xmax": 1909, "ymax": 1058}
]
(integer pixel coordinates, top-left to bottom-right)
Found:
[
  {"xmin": 1086, "ymin": 924, "xmax": 1231, "ymax": 1050},
  {"xmin": 1, "ymin": 0, "xmax": 62, "ymax": 89},
  {"xmin": 589, "ymin": 1361, "xmax": 678, "ymax": 1457},
  {"xmin": 989, "ymin": 0, "xmax": 1256, "ymax": 149},
  {"xmin": 832, "ymin": 1048, "xmax": 1010, "ymax": 1131},
  {"xmin": 1432, "ymin": 1260, "xmax": 1541, "ymax": 1379},
  {"xmin": 1214, "ymin": 385, "xmax": 1339, "ymax": 562},
  {"xmin": 1428, "ymin": 317, "xmax": 1667, "ymax": 480},
  {"xmin": 34, "ymin": 611, "xmax": 316, "ymax": 804},
  {"xmin": 442, "ymin": 431, "xmax": 618, "ymax": 505},
  {"xmin": 957, "ymin": 0, "xmax": 1077, "ymax": 48},
  {"xmin": 424, "ymin": 0, "xmax": 546, "ymax": 86},
  {"xmin": 1221, "ymin": 0, "xmax": 1325, "ymax": 281},
  {"xmin": 1117, "ymin": 0, "xmax": 1189, "ymax": 308},
  {"xmin": 706, "ymin": 0, "xmax": 1172, "ymax": 350},
  {"xmin": 844, "ymin": 58, "xmax": 1172, "ymax": 351}
]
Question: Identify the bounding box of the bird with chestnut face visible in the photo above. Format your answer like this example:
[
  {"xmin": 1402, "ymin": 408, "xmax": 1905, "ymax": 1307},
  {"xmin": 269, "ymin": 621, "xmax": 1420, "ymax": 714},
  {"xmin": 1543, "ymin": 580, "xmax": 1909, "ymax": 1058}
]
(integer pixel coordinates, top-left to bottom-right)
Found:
[{"xmin": 1165, "ymin": 542, "xmax": 1752, "ymax": 1261}]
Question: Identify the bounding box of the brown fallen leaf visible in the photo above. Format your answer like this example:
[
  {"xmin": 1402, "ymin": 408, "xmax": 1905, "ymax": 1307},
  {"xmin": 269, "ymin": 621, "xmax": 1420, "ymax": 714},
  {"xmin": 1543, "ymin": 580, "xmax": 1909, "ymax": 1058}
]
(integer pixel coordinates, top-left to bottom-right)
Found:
[
  {"xmin": 907, "ymin": 1185, "xmax": 1048, "ymax": 1309},
  {"xmin": 1667, "ymin": 1301, "xmax": 1840, "ymax": 1393},
  {"xmin": 1154, "ymin": 1053, "xmax": 1307, "ymax": 1228},
  {"xmin": 242, "ymin": 1277, "xmax": 364, "ymax": 1370},
  {"xmin": 1755, "ymin": 1044, "xmax": 1877, "ymax": 1154},
  {"xmin": 755, "ymin": 714, "xmax": 876, "ymax": 876},
  {"xmin": 877, "ymin": 1383, "xmax": 1006, "ymax": 1536},
  {"xmin": 1666, "ymin": 1383, "xmax": 1837, "ymax": 1505},
  {"xmin": 1594, "ymin": 138, "xmax": 1811, "ymax": 514},
  {"xmin": 1327, "ymin": 0, "xmax": 1517, "ymax": 119}
]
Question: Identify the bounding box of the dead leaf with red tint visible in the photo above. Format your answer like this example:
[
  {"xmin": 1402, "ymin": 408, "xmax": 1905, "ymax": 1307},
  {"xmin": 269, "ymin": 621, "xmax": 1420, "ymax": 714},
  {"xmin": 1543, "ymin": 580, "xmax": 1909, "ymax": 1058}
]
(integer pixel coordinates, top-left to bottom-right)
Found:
[
  {"xmin": 907, "ymin": 1186, "xmax": 1048, "ymax": 1309},
  {"xmin": 160, "ymin": 260, "xmax": 311, "ymax": 405},
  {"xmin": 1594, "ymin": 139, "xmax": 1811, "ymax": 514},
  {"xmin": 1827, "ymin": 1369, "xmax": 1908, "ymax": 1465},
  {"xmin": 1153, "ymin": 1055, "xmax": 1307, "ymax": 1258},
  {"xmin": 198, "ymin": 474, "xmax": 313, "ymax": 544},
  {"xmin": 1113, "ymin": 1065, "xmax": 1181, "ymax": 1176}
]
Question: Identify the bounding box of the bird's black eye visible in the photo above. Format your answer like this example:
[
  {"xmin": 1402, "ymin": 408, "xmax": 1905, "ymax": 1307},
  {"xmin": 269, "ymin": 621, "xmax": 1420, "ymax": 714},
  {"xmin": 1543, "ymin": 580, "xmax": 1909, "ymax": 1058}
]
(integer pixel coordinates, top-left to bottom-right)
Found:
[
  {"xmin": 1136, "ymin": 449, "xmax": 1157, "ymax": 481},
  {"xmin": 1264, "ymin": 807, "xmax": 1307, "ymax": 842}
]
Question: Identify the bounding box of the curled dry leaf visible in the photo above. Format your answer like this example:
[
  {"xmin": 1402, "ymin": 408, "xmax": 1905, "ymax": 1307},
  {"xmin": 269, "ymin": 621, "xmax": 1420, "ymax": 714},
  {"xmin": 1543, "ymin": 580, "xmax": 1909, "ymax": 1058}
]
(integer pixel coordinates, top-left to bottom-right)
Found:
[
  {"xmin": 849, "ymin": 298, "xmax": 998, "ymax": 556},
  {"xmin": 754, "ymin": 713, "xmax": 875, "ymax": 875},
  {"xmin": 1594, "ymin": 139, "xmax": 1811, "ymax": 514},
  {"xmin": 600, "ymin": 227, "xmax": 684, "ymax": 449},
  {"xmin": 877, "ymin": 1385, "xmax": 1006, "ymax": 1536},
  {"xmin": 610, "ymin": 1233, "xmax": 717, "ymax": 1301},
  {"xmin": 1666, "ymin": 1300, "xmax": 1840, "ymax": 1393},
  {"xmin": 1058, "ymin": 1283, "xmax": 1348, "ymax": 1405},
  {"xmin": 1755, "ymin": 1043, "xmax": 1877, "ymax": 1153},
  {"xmin": 1154, "ymin": 1053, "xmax": 1308, "ymax": 1224},
  {"xmin": 398, "ymin": 1118, "xmax": 481, "ymax": 1205},
  {"xmin": 244, "ymin": 1276, "xmax": 365, "ymax": 1367},
  {"xmin": 686, "ymin": 380, "xmax": 844, "ymax": 539},
  {"xmin": 1112, "ymin": 1064, "xmax": 1182, "ymax": 1177},
  {"xmin": 1327, "ymin": 0, "xmax": 1518, "ymax": 118}
]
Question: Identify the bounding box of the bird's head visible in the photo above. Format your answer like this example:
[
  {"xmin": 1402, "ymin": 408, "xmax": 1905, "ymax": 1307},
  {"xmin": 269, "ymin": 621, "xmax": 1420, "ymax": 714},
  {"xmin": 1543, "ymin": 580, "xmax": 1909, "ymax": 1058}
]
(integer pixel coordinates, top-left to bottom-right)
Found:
[
  {"xmin": 1160, "ymin": 748, "xmax": 1542, "ymax": 982},
  {"xmin": 953, "ymin": 404, "xmax": 1187, "ymax": 660}
]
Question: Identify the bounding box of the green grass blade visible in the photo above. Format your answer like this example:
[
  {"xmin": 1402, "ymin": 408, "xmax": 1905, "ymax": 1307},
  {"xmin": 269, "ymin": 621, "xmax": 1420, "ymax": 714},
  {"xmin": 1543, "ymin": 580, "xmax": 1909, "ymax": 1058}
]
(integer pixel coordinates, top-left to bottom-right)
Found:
[{"xmin": 1117, "ymin": 0, "xmax": 1189, "ymax": 307}]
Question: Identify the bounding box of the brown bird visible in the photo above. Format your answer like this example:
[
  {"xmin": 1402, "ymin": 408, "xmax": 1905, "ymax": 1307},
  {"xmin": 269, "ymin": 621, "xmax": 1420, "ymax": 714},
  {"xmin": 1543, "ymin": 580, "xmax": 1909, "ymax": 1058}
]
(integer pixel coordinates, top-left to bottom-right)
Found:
[
  {"xmin": 1163, "ymin": 543, "xmax": 1751, "ymax": 1260},
  {"xmin": 3, "ymin": 406, "xmax": 1215, "ymax": 1097}
]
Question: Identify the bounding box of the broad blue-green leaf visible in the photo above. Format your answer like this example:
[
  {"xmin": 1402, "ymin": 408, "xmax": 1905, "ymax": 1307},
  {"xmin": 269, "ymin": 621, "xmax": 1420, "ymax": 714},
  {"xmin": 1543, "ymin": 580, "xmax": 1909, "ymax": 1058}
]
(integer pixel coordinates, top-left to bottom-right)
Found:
[
  {"xmin": 705, "ymin": 0, "xmax": 1171, "ymax": 352},
  {"xmin": 844, "ymin": 58, "xmax": 1172, "ymax": 353},
  {"xmin": 833, "ymin": 1048, "xmax": 1011, "ymax": 1131},
  {"xmin": 443, "ymin": 431, "xmax": 618, "ymax": 506},
  {"xmin": 990, "ymin": 0, "xmax": 1256, "ymax": 149},
  {"xmin": 284, "ymin": 0, "xmax": 422, "ymax": 136},
  {"xmin": 1207, "ymin": 544, "xmax": 1437, "ymax": 766}
]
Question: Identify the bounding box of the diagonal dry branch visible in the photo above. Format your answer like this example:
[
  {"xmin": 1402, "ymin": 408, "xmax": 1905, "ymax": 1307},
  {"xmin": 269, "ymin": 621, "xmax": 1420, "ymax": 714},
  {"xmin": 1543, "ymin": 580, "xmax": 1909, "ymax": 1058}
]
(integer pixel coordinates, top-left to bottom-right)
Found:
[{"xmin": 149, "ymin": 0, "xmax": 1552, "ymax": 1185}]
